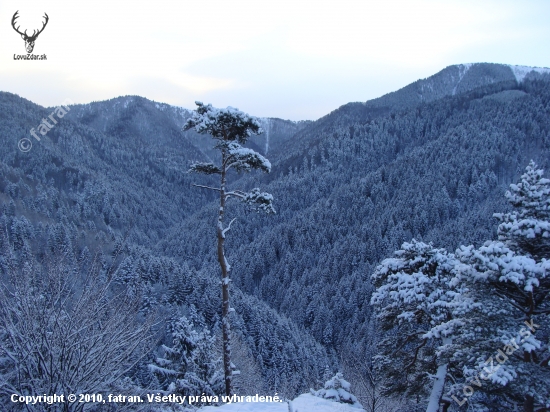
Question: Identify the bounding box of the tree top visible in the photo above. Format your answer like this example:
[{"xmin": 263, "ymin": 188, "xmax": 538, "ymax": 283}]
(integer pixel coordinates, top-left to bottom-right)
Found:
[{"xmin": 183, "ymin": 101, "xmax": 263, "ymax": 144}]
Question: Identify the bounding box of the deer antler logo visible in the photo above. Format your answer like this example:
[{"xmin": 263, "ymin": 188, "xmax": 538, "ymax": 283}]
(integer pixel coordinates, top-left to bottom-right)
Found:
[{"xmin": 11, "ymin": 11, "xmax": 49, "ymax": 54}]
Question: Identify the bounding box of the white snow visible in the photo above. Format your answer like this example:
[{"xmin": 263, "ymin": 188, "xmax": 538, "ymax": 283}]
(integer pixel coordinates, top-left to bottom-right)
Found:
[
  {"xmin": 508, "ymin": 65, "xmax": 550, "ymax": 83},
  {"xmin": 225, "ymin": 142, "xmax": 272, "ymax": 173},
  {"xmin": 201, "ymin": 400, "xmax": 285, "ymax": 412},
  {"xmin": 452, "ymin": 63, "xmax": 472, "ymax": 96},
  {"xmin": 262, "ymin": 118, "xmax": 270, "ymax": 154},
  {"xmin": 293, "ymin": 394, "xmax": 364, "ymax": 411},
  {"xmin": 201, "ymin": 393, "xmax": 364, "ymax": 411}
]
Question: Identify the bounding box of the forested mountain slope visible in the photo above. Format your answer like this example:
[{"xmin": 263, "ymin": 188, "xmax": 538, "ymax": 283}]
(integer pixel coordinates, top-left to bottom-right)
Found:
[
  {"xmin": 63, "ymin": 95, "xmax": 310, "ymax": 160},
  {"xmin": 276, "ymin": 63, "xmax": 550, "ymax": 162},
  {"xmin": 160, "ymin": 71, "xmax": 550, "ymax": 360},
  {"xmin": 0, "ymin": 92, "xmax": 335, "ymax": 399}
]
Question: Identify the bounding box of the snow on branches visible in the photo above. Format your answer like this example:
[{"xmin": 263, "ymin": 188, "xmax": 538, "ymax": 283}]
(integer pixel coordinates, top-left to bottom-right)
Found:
[
  {"xmin": 224, "ymin": 141, "xmax": 271, "ymax": 173},
  {"xmin": 206, "ymin": 187, "xmax": 275, "ymax": 215},
  {"xmin": 185, "ymin": 102, "xmax": 274, "ymax": 215},
  {"xmin": 371, "ymin": 239, "xmax": 469, "ymax": 340},
  {"xmin": 456, "ymin": 242, "xmax": 544, "ymax": 293},
  {"xmin": 495, "ymin": 160, "xmax": 550, "ymax": 259},
  {"xmin": 311, "ymin": 372, "xmax": 362, "ymax": 407},
  {"xmin": 504, "ymin": 160, "xmax": 550, "ymax": 218},
  {"xmin": 183, "ymin": 101, "xmax": 263, "ymax": 143},
  {"xmin": 242, "ymin": 188, "xmax": 275, "ymax": 214}
]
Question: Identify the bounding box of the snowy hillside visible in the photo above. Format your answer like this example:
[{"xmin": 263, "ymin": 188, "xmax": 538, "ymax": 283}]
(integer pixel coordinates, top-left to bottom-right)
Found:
[
  {"xmin": 202, "ymin": 394, "xmax": 364, "ymax": 412},
  {"xmin": 508, "ymin": 64, "xmax": 550, "ymax": 82}
]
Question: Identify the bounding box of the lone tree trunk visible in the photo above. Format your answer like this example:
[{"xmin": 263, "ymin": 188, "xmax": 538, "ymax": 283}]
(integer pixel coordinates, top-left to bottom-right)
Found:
[{"xmin": 218, "ymin": 160, "xmax": 232, "ymax": 397}]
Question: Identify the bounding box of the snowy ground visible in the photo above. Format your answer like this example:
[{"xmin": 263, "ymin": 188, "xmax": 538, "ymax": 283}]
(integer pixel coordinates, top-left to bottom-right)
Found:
[{"xmin": 201, "ymin": 394, "xmax": 364, "ymax": 411}]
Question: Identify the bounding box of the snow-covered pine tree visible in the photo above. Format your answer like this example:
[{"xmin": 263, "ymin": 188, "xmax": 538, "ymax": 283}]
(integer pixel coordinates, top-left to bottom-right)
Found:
[
  {"xmin": 370, "ymin": 240, "xmax": 471, "ymax": 412},
  {"xmin": 311, "ymin": 372, "xmax": 362, "ymax": 407},
  {"xmin": 149, "ymin": 315, "xmax": 224, "ymax": 403},
  {"xmin": 496, "ymin": 160, "xmax": 550, "ymax": 260},
  {"xmin": 183, "ymin": 102, "xmax": 275, "ymax": 396},
  {"xmin": 450, "ymin": 243, "xmax": 544, "ymax": 411},
  {"xmin": 452, "ymin": 161, "xmax": 550, "ymax": 412}
]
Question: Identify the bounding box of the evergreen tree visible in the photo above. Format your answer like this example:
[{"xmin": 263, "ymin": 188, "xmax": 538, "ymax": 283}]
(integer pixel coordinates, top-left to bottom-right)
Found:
[
  {"xmin": 183, "ymin": 102, "xmax": 275, "ymax": 396},
  {"xmin": 370, "ymin": 240, "xmax": 471, "ymax": 412},
  {"xmin": 311, "ymin": 372, "xmax": 361, "ymax": 407},
  {"xmin": 495, "ymin": 160, "xmax": 550, "ymax": 259},
  {"xmin": 453, "ymin": 161, "xmax": 550, "ymax": 412},
  {"xmin": 149, "ymin": 315, "xmax": 224, "ymax": 403}
]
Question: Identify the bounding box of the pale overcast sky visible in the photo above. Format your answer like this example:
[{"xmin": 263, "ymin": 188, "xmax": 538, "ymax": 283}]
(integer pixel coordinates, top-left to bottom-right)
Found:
[{"xmin": 1, "ymin": 0, "xmax": 549, "ymax": 120}]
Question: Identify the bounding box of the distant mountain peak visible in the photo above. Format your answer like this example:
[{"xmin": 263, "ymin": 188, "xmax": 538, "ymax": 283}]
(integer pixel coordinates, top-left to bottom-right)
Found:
[{"xmin": 359, "ymin": 62, "xmax": 550, "ymax": 113}]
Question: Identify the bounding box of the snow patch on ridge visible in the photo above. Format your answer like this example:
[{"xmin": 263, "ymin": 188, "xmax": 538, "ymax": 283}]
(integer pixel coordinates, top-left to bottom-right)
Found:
[
  {"xmin": 265, "ymin": 120, "xmax": 270, "ymax": 154},
  {"xmin": 452, "ymin": 63, "xmax": 473, "ymax": 96},
  {"xmin": 509, "ymin": 65, "xmax": 550, "ymax": 83}
]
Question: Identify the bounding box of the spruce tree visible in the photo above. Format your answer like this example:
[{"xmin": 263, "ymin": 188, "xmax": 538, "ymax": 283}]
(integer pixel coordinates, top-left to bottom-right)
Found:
[
  {"xmin": 370, "ymin": 240, "xmax": 470, "ymax": 412},
  {"xmin": 454, "ymin": 161, "xmax": 550, "ymax": 412},
  {"xmin": 149, "ymin": 315, "xmax": 224, "ymax": 402},
  {"xmin": 495, "ymin": 160, "xmax": 550, "ymax": 260},
  {"xmin": 311, "ymin": 372, "xmax": 361, "ymax": 407}
]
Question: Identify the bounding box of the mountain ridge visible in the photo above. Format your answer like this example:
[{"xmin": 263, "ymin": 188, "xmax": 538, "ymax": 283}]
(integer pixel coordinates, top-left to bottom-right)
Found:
[{"xmin": 267, "ymin": 62, "xmax": 550, "ymax": 165}]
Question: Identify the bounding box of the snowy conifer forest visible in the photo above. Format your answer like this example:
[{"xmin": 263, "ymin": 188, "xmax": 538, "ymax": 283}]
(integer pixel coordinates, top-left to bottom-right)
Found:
[{"xmin": 1, "ymin": 63, "xmax": 549, "ymax": 411}]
